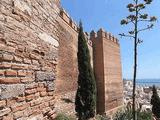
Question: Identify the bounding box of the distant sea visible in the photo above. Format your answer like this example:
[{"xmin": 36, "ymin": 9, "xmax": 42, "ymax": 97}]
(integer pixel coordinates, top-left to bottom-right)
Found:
[
  {"xmin": 136, "ymin": 79, "xmax": 160, "ymax": 87},
  {"xmin": 124, "ymin": 79, "xmax": 160, "ymax": 87}
]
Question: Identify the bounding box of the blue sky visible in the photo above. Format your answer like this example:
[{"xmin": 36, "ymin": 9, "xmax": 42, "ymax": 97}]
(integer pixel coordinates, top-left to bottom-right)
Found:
[{"xmin": 61, "ymin": 0, "xmax": 160, "ymax": 79}]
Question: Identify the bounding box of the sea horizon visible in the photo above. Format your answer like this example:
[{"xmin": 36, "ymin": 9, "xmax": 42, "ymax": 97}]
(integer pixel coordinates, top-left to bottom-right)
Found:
[{"xmin": 123, "ymin": 78, "xmax": 160, "ymax": 87}]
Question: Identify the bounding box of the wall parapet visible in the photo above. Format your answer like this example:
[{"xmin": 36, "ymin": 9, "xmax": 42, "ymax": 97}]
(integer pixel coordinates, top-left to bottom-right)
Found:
[
  {"xmin": 90, "ymin": 28, "xmax": 119, "ymax": 44},
  {"xmin": 60, "ymin": 8, "xmax": 78, "ymax": 32}
]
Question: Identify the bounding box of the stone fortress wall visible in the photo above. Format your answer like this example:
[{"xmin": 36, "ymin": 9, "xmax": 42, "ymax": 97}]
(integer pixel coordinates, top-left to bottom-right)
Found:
[
  {"xmin": 0, "ymin": 0, "xmax": 60, "ymax": 119},
  {"xmin": 55, "ymin": 8, "xmax": 94, "ymax": 115},
  {"xmin": 56, "ymin": 8, "xmax": 78, "ymax": 94},
  {"xmin": 54, "ymin": 8, "xmax": 79, "ymax": 115},
  {"xmin": 0, "ymin": 0, "xmax": 123, "ymax": 119},
  {"xmin": 91, "ymin": 29, "xmax": 123, "ymax": 115}
]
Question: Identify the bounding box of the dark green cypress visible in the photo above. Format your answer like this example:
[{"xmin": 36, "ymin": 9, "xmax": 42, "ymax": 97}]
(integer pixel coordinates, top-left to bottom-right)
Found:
[
  {"xmin": 75, "ymin": 22, "xmax": 96, "ymax": 120},
  {"xmin": 151, "ymin": 85, "xmax": 160, "ymax": 118}
]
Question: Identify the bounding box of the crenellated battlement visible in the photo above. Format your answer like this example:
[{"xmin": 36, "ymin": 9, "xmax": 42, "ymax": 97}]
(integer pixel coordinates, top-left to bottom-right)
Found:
[
  {"xmin": 59, "ymin": 9, "xmax": 119, "ymax": 44},
  {"xmin": 90, "ymin": 28, "xmax": 119, "ymax": 44},
  {"xmin": 60, "ymin": 8, "xmax": 78, "ymax": 32}
]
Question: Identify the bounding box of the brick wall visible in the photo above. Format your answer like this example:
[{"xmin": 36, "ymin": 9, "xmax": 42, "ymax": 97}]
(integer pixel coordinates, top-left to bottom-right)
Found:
[
  {"xmin": 53, "ymin": 10, "xmax": 78, "ymax": 115},
  {"xmin": 0, "ymin": 0, "xmax": 123, "ymax": 118},
  {"xmin": 56, "ymin": 9, "xmax": 78, "ymax": 94},
  {"xmin": 0, "ymin": 0, "xmax": 59, "ymax": 119},
  {"xmin": 91, "ymin": 30, "xmax": 105, "ymax": 114},
  {"xmin": 91, "ymin": 29, "xmax": 123, "ymax": 115}
]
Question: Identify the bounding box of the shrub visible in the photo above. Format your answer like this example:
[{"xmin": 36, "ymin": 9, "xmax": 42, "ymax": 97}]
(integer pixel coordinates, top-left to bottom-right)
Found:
[
  {"xmin": 113, "ymin": 109, "xmax": 132, "ymax": 120},
  {"xmin": 137, "ymin": 111, "xmax": 152, "ymax": 120},
  {"xmin": 95, "ymin": 115, "xmax": 110, "ymax": 120},
  {"xmin": 113, "ymin": 109, "xmax": 152, "ymax": 120},
  {"xmin": 151, "ymin": 85, "xmax": 160, "ymax": 118},
  {"xmin": 55, "ymin": 113, "xmax": 75, "ymax": 120}
]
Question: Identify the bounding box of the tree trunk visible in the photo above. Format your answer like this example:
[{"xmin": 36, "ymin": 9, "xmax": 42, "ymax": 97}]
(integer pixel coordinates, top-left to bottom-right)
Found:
[
  {"xmin": 132, "ymin": 35, "xmax": 137, "ymax": 120},
  {"xmin": 132, "ymin": 0, "xmax": 138, "ymax": 120}
]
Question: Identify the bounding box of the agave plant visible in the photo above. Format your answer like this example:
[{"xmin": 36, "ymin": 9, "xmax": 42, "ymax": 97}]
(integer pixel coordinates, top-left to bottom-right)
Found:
[
  {"xmin": 119, "ymin": 0, "xmax": 157, "ymax": 119},
  {"xmin": 113, "ymin": 109, "xmax": 152, "ymax": 120},
  {"xmin": 113, "ymin": 109, "xmax": 133, "ymax": 120}
]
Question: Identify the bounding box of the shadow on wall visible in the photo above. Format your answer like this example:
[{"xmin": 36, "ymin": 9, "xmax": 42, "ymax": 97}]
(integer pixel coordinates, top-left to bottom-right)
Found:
[{"xmin": 61, "ymin": 98, "xmax": 74, "ymax": 104}]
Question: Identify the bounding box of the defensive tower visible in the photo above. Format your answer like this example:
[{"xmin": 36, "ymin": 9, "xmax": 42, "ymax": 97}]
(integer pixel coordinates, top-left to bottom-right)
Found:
[{"xmin": 90, "ymin": 29, "xmax": 123, "ymax": 114}]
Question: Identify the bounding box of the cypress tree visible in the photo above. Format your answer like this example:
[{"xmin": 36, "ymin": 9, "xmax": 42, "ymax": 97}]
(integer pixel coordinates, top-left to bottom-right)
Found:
[
  {"xmin": 75, "ymin": 22, "xmax": 96, "ymax": 120},
  {"xmin": 151, "ymin": 85, "xmax": 160, "ymax": 118}
]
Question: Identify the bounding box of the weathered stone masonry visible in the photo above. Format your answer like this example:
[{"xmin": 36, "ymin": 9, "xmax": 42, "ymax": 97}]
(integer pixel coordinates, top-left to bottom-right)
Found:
[
  {"xmin": 54, "ymin": 8, "xmax": 79, "ymax": 115},
  {"xmin": 0, "ymin": 0, "xmax": 60, "ymax": 119},
  {"xmin": 0, "ymin": 0, "xmax": 123, "ymax": 119},
  {"xmin": 56, "ymin": 8, "xmax": 78, "ymax": 94}
]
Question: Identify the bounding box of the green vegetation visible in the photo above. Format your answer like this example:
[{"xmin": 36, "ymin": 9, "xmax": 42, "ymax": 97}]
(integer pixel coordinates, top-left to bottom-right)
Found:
[
  {"xmin": 120, "ymin": 0, "xmax": 157, "ymax": 119},
  {"xmin": 95, "ymin": 115, "xmax": 110, "ymax": 120},
  {"xmin": 113, "ymin": 110, "xmax": 132, "ymax": 120},
  {"xmin": 113, "ymin": 110, "xmax": 152, "ymax": 120},
  {"xmin": 55, "ymin": 110, "xmax": 152, "ymax": 120},
  {"xmin": 137, "ymin": 111, "xmax": 152, "ymax": 120},
  {"xmin": 151, "ymin": 85, "xmax": 160, "ymax": 118},
  {"xmin": 55, "ymin": 113, "xmax": 75, "ymax": 120},
  {"xmin": 75, "ymin": 22, "xmax": 96, "ymax": 120}
]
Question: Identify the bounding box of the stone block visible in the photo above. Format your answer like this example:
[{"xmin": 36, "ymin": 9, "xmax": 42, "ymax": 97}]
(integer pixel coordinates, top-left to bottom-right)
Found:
[
  {"xmin": 37, "ymin": 87, "xmax": 46, "ymax": 92},
  {"xmin": 13, "ymin": 0, "xmax": 32, "ymax": 16},
  {"xmin": 17, "ymin": 70, "xmax": 26, "ymax": 77},
  {"xmin": 14, "ymin": 56, "xmax": 23, "ymax": 63},
  {"xmin": 40, "ymin": 91, "xmax": 47, "ymax": 97},
  {"xmin": 38, "ymin": 32, "xmax": 59, "ymax": 47},
  {"xmin": 0, "ymin": 62, "xmax": 12, "ymax": 69},
  {"xmin": 0, "ymin": 84, "xmax": 25, "ymax": 99},
  {"xmin": 25, "ymin": 83, "xmax": 38, "ymax": 89},
  {"xmin": 25, "ymin": 88, "xmax": 37, "ymax": 95},
  {"xmin": 12, "ymin": 64, "xmax": 28, "ymax": 70},
  {"xmin": 46, "ymin": 81, "xmax": 55, "ymax": 91},
  {"xmin": 44, "ymin": 48, "xmax": 58, "ymax": 60},
  {"xmin": 2, "ymin": 113, "xmax": 13, "ymax": 120},
  {"xmin": 30, "ymin": 98, "xmax": 42, "ymax": 107},
  {"xmin": 13, "ymin": 110, "xmax": 24, "ymax": 119},
  {"xmin": 48, "ymin": 91, "xmax": 54, "ymax": 96},
  {"xmin": 6, "ymin": 99, "xmax": 16, "ymax": 107},
  {"xmin": 23, "ymin": 58, "xmax": 31, "ymax": 64},
  {"xmin": 5, "ymin": 70, "xmax": 17, "ymax": 77},
  {"xmin": 0, "ymin": 100, "xmax": 6, "ymax": 107},
  {"xmin": 0, "ymin": 77, "xmax": 21, "ymax": 84},
  {"xmin": 30, "ymin": 54, "xmax": 40, "ymax": 60},
  {"xmin": 0, "ymin": 70, "xmax": 4, "ymax": 76},
  {"xmin": 21, "ymin": 77, "xmax": 34, "ymax": 83},
  {"xmin": 2, "ymin": 53, "xmax": 14, "ymax": 61},
  {"xmin": 16, "ymin": 96, "xmax": 25, "ymax": 102},
  {"xmin": 36, "ymin": 71, "xmax": 55, "ymax": 81},
  {"xmin": 25, "ymin": 94, "xmax": 35, "ymax": 102},
  {"xmin": 38, "ymin": 83, "xmax": 45, "ymax": 87},
  {"xmin": 11, "ymin": 102, "xmax": 29, "ymax": 113},
  {"xmin": 0, "ymin": 108, "xmax": 11, "ymax": 117},
  {"xmin": 26, "ymin": 71, "xmax": 33, "ymax": 77},
  {"xmin": 31, "ymin": 60, "xmax": 39, "ymax": 65}
]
